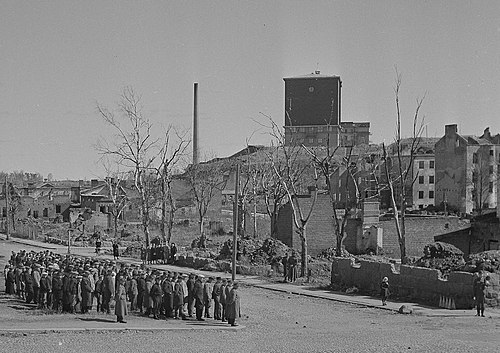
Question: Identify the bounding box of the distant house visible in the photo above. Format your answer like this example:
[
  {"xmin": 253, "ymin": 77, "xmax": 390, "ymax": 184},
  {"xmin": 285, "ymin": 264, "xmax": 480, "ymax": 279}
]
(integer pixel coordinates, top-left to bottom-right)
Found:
[{"xmin": 435, "ymin": 125, "xmax": 500, "ymax": 214}]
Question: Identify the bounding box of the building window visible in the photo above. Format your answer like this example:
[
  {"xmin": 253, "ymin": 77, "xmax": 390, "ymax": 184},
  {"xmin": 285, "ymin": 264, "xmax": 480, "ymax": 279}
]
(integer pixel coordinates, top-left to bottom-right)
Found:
[
  {"xmin": 489, "ymin": 182, "xmax": 493, "ymax": 193},
  {"xmin": 490, "ymin": 149, "xmax": 494, "ymax": 156},
  {"xmin": 308, "ymin": 138, "xmax": 314, "ymax": 144},
  {"xmin": 56, "ymin": 205, "xmax": 61, "ymax": 214},
  {"xmin": 418, "ymin": 161, "xmax": 425, "ymax": 169},
  {"xmin": 418, "ymin": 191, "xmax": 424, "ymax": 199},
  {"xmin": 33, "ymin": 210, "xmax": 39, "ymax": 218},
  {"xmin": 429, "ymin": 191, "xmax": 434, "ymax": 199},
  {"xmin": 43, "ymin": 208, "xmax": 48, "ymax": 217},
  {"xmin": 2, "ymin": 207, "xmax": 6, "ymax": 217},
  {"xmin": 429, "ymin": 175, "xmax": 434, "ymax": 184},
  {"xmin": 473, "ymin": 153, "xmax": 478, "ymax": 164},
  {"xmin": 418, "ymin": 175, "xmax": 424, "ymax": 184},
  {"xmin": 317, "ymin": 138, "xmax": 323, "ymax": 144},
  {"xmin": 429, "ymin": 160, "xmax": 434, "ymax": 169},
  {"xmin": 489, "ymin": 166, "xmax": 494, "ymax": 175},
  {"xmin": 100, "ymin": 206, "xmax": 106, "ymax": 213}
]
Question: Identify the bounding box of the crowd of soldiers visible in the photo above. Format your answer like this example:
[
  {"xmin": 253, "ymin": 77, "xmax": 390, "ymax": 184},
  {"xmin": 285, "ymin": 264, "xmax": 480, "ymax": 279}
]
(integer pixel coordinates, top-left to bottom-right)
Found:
[{"xmin": 3, "ymin": 249, "xmax": 241, "ymax": 326}]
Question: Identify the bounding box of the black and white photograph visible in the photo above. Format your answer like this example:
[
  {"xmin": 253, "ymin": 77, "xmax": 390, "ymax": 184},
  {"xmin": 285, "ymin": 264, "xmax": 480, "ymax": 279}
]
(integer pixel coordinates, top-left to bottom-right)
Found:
[{"xmin": 1, "ymin": 1, "xmax": 500, "ymax": 352}]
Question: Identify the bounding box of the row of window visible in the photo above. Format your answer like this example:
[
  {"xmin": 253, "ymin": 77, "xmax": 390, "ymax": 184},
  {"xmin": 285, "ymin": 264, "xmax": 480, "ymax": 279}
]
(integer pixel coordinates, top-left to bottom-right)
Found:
[
  {"xmin": 418, "ymin": 191, "xmax": 434, "ymax": 199},
  {"xmin": 418, "ymin": 160, "xmax": 435, "ymax": 169},
  {"xmin": 418, "ymin": 175, "xmax": 435, "ymax": 184}
]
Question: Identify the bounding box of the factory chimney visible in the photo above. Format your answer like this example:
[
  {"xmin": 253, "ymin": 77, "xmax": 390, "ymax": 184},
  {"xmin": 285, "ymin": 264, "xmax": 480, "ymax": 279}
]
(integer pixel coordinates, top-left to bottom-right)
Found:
[{"xmin": 193, "ymin": 82, "xmax": 199, "ymax": 165}]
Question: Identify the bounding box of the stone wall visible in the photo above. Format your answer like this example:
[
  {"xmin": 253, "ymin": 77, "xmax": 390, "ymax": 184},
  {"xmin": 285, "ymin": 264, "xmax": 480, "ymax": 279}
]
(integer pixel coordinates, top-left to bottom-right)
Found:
[{"xmin": 331, "ymin": 257, "xmax": 500, "ymax": 308}]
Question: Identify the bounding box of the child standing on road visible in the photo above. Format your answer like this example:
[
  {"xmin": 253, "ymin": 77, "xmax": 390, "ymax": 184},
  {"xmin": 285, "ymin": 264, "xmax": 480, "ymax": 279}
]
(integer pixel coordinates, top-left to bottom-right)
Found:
[{"xmin": 380, "ymin": 277, "xmax": 390, "ymax": 306}]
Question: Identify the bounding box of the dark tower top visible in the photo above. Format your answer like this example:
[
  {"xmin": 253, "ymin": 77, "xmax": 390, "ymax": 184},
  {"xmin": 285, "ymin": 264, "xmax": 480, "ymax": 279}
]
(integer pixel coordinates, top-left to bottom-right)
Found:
[{"xmin": 283, "ymin": 72, "xmax": 341, "ymax": 127}]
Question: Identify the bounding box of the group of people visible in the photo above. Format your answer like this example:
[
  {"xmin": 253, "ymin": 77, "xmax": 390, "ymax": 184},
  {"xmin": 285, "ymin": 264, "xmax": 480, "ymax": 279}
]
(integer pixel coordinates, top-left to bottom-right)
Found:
[
  {"xmin": 281, "ymin": 251, "xmax": 298, "ymax": 282},
  {"xmin": 3, "ymin": 248, "xmax": 240, "ymax": 326},
  {"xmin": 140, "ymin": 243, "xmax": 177, "ymax": 265}
]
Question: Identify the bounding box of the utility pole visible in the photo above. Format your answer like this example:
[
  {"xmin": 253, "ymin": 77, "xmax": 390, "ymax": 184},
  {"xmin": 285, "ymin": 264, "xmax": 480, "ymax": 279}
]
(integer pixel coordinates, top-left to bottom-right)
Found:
[
  {"xmin": 232, "ymin": 164, "xmax": 240, "ymax": 281},
  {"xmin": 4, "ymin": 175, "xmax": 10, "ymax": 240}
]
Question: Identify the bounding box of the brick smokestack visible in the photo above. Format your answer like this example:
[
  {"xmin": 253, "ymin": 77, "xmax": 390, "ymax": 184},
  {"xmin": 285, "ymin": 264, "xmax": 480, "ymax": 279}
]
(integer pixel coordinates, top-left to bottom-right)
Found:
[{"xmin": 193, "ymin": 82, "xmax": 199, "ymax": 165}]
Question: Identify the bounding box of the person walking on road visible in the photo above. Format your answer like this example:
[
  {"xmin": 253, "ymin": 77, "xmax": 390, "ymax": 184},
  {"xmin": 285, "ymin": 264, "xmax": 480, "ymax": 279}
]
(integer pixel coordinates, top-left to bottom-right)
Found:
[
  {"xmin": 473, "ymin": 273, "xmax": 490, "ymax": 317},
  {"xmin": 115, "ymin": 277, "xmax": 127, "ymax": 323},
  {"xmin": 380, "ymin": 277, "xmax": 390, "ymax": 306}
]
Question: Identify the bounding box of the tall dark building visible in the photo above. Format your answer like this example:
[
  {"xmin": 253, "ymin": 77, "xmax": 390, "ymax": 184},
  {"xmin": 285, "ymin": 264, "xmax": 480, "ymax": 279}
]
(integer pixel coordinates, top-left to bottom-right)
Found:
[{"xmin": 283, "ymin": 71, "xmax": 369, "ymax": 147}]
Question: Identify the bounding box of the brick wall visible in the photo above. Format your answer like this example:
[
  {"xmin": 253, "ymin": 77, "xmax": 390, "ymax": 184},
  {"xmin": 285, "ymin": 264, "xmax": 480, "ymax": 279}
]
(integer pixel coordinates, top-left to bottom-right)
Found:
[
  {"xmin": 379, "ymin": 216, "xmax": 469, "ymax": 258},
  {"xmin": 331, "ymin": 257, "xmax": 500, "ymax": 308}
]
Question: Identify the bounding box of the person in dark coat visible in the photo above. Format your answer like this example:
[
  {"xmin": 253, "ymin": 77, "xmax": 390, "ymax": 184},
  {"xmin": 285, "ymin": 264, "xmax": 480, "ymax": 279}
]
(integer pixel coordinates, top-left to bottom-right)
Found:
[
  {"xmin": 173, "ymin": 276, "xmax": 186, "ymax": 319},
  {"xmin": 187, "ymin": 274, "xmax": 195, "ymax": 317},
  {"xmin": 162, "ymin": 274, "xmax": 174, "ymax": 318},
  {"xmin": 220, "ymin": 279, "xmax": 227, "ymax": 322},
  {"xmin": 51, "ymin": 271, "xmax": 63, "ymax": 312},
  {"xmin": 6, "ymin": 267, "xmax": 16, "ymax": 295},
  {"xmin": 288, "ymin": 252, "xmax": 298, "ymax": 282},
  {"xmin": 94, "ymin": 274, "xmax": 103, "ymax": 312},
  {"xmin": 80, "ymin": 271, "xmax": 93, "ymax": 313},
  {"xmin": 203, "ymin": 277, "xmax": 214, "ymax": 318},
  {"xmin": 24, "ymin": 267, "xmax": 35, "ymax": 304},
  {"xmin": 101, "ymin": 270, "xmax": 115, "ymax": 314},
  {"xmin": 380, "ymin": 277, "xmax": 390, "ymax": 306},
  {"xmin": 112, "ymin": 243, "xmax": 120, "ymax": 260},
  {"xmin": 473, "ymin": 273, "xmax": 490, "ymax": 317},
  {"xmin": 170, "ymin": 243, "xmax": 177, "ymax": 264},
  {"xmin": 193, "ymin": 275, "xmax": 205, "ymax": 321},
  {"xmin": 281, "ymin": 253, "xmax": 288, "ymax": 282},
  {"xmin": 137, "ymin": 272, "xmax": 146, "ymax": 313},
  {"xmin": 212, "ymin": 277, "xmax": 222, "ymax": 320},
  {"xmin": 115, "ymin": 277, "xmax": 127, "ymax": 323},
  {"xmin": 150, "ymin": 277, "xmax": 164, "ymax": 319},
  {"xmin": 226, "ymin": 282, "xmax": 241, "ymax": 326}
]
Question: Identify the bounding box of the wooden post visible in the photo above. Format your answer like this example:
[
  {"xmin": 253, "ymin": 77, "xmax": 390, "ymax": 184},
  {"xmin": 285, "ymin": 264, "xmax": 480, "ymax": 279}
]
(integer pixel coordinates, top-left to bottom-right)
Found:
[
  {"xmin": 67, "ymin": 229, "xmax": 71, "ymax": 254},
  {"xmin": 4, "ymin": 175, "xmax": 9, "ymax": 240},
  {"xmin": 232, "ymin": 164, "xmax": 240, "ymax": 281}
]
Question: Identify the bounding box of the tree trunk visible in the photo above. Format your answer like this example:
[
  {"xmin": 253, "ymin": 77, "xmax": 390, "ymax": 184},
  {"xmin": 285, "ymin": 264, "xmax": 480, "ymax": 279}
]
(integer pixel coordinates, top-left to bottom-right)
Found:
[
  {"xmin": 199, "ymin": 217, "xmax": 206, "ymax": 248},
  {"xmin": 299, "ymin": 228, "xmax": 308, "ymax": 278}
]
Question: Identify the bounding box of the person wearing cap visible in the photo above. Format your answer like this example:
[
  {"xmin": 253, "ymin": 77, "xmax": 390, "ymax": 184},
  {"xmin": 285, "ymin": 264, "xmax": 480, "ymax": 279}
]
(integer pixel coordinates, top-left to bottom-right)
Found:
[
  {"xmin": 181, "ymin": 274, "xmax": 189, "ymax": 317},
  {"xmin": 220, "ymin": 278, "xmax": 227, "ymax": 322},
  {"xmin": 80, "ymin": 271, "xmax": 93, "ymax": 314},
  {"xmin": 23, "ymin": 267, "xmax": 35, "ymax": 304},
  {"xmin": 115, "ymin": 277, "xmax": 127, "ymax": 323},
  {"xmin": 162, "ymin": 273, "xmax": 174, "ymax": 318},
  {"xmin": 226, "ymin": 282, "xmax": 241, "ymax": 327},
  {"xmin": 150, "ymin": 276, "xmax": 163, "ymax": 319},
  {"xmin": 223, "ymin": 280, "xmax": 233, "ymax": 322},
  {"xmin": 38, "ymin": 271, "xmax": 52, "ymax": 309},
  {"xmin": 212, "ymin": 277, "xmax": 223, "ymax": 320},
  {"xmin": 126, "ymin": 273, "xmax": 138, "ymax": 312},
  {"xmin": 186, "ymin": 274, "xmax": 195, "ymax": 317},
  {"xmin": 101, "ymin": 269, "xmax": 115, "ymax": 314},
  {"xmin": 137, "ymin": 272, "xmax": 146, "ymax": 313},
  {"xmin": 203, "ymin": 277, "xmax": 214, "ymax": 318},
  {"xmin": 173, "ymin": 276, "xmax": 186, "ymax": 320},
  {"xmin": 380, "ymin": 277, "xmax": 390, "ymax": 306},
  {"xmin": 52, "ymin": 270, "xmax": 63, "ymax": 312},
  {"xmin": 193, "ymin": 275, "xmax": 205, "ymax": 321}
]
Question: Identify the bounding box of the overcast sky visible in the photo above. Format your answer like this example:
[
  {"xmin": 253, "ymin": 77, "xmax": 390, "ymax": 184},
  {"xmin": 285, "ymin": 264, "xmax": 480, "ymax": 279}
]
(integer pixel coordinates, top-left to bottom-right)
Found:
[{"xmin": 1, "ymin": 1, "xmax": 499, "ymax": 180}]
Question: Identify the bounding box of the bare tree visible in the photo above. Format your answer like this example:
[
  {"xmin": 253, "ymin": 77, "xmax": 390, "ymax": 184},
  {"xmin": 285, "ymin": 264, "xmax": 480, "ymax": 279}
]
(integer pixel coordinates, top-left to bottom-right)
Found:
[
  {"xmin": 102, "ymin": 163, "xmax": 129, "ymax": 240},
  {"xmin": 154, "ymin": 126, "xmax": 190, "ymax": 244},
  {"xmin": 186, "ymin": 159, "xmax": 228, "ymax": 248},
  {"xmin": 266, "ymin": 119, "xmax": 318, "ymax": 277},
  {"xmin": 96, "ymin": 87, "xmax": 159, "ymax": 248},
  {"xmin": 381, "ymin": 70, "xmax": 425, "ymax": 263}
]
